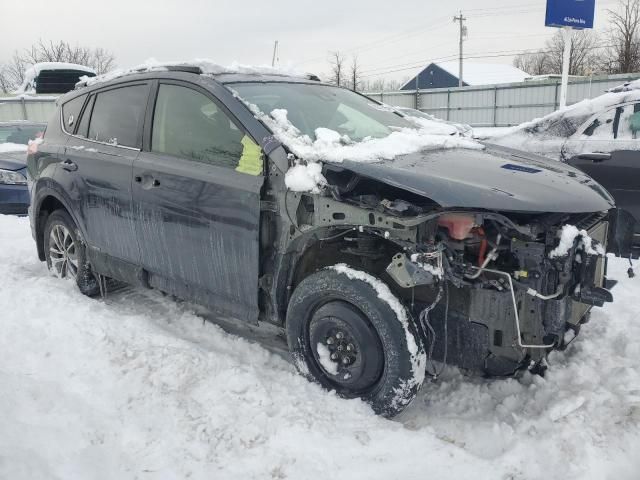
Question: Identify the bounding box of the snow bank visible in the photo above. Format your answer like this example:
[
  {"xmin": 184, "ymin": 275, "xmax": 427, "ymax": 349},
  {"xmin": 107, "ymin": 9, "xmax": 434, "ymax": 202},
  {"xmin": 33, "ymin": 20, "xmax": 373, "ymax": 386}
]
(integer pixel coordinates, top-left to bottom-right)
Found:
[
  {"xmin": 549, "ymin": 224, "xmax": 606, "ymax": 258},
  {"xmin": 79, "ymin": 58, "xmax": 309, "ymax": 88},
  {"xmin": 0, "ymin": 143, "xmax": 27, "ymax": 153},
  {"xmin": 1, "ymin": 216, "xmax": 640, "ymax": 479}
]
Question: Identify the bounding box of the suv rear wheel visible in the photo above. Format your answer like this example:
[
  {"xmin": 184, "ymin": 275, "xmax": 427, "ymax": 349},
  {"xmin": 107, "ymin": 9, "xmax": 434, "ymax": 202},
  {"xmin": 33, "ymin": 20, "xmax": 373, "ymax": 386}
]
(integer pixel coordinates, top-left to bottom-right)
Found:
[
  {"xmin": 286, "ymin": 265, "xmax": 426, "ymax": 417},
  {"xmin": 44, "ymin": 210, "xmax": 100, "ymax": 297}
]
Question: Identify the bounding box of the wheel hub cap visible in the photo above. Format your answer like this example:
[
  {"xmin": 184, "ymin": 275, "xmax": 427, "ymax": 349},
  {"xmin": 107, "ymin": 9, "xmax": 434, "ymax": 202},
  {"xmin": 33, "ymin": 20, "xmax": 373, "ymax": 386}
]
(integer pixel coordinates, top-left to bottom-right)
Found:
[{"xmin": 49, "ymin": 224, "xmax": 78, "ymax": 279}]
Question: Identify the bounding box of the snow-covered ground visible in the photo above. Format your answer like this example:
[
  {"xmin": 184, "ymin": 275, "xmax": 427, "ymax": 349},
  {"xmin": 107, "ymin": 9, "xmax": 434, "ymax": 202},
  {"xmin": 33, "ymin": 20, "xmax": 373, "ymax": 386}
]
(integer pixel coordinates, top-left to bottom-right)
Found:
[{"xmin": 1, "ymin": 214, "xmax": 639, "ymax": 480}]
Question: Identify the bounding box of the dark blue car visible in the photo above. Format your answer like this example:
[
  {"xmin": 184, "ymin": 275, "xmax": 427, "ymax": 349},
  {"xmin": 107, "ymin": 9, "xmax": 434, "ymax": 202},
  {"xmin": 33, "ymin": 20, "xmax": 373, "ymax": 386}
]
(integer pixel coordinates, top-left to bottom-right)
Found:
[{"xmin": 0, "ymin": 122, "xmax": 45, "ymax": 215}]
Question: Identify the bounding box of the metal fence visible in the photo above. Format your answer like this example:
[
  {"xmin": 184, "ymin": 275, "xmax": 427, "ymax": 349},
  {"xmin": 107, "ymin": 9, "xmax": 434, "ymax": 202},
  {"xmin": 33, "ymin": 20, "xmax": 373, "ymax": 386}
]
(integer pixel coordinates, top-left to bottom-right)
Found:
[
  {"xmin": 365, "ymin": 73, "xmax": 640, "ymax": 127},
  {"xmin": 0, "ymin": 96, "xmax": 57, "ymax": 123}
]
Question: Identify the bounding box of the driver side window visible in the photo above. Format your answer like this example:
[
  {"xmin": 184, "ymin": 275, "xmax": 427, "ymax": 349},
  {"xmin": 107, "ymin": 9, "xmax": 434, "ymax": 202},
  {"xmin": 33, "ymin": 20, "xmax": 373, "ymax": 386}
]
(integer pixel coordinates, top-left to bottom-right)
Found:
[{"xmin": 151, "ymin": 84, "xmax": 262, "ymax": 175}]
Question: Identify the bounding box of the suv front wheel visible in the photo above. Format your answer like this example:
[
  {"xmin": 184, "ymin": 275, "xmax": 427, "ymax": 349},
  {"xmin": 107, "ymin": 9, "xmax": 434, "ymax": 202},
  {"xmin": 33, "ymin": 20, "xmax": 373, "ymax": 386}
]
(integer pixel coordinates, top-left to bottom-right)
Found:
[
  {"xmin": 44, "ymin": 210, "xmax": 100, "ymax": 297},
  {"xmin": 286, "ymin": 265, "xmax": 426, "ymax": 417}
]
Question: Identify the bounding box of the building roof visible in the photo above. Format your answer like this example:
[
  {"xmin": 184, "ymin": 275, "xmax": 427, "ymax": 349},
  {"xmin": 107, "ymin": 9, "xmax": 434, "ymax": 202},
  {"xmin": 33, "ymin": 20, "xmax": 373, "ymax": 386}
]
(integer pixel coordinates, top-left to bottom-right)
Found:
[
  {"xmin": 435, "ymin": 61, "xmax": 529, "ymax": 86},
  {"xmin": 401, "ymin": 61, "xmax": 530, "ymax": 90}
]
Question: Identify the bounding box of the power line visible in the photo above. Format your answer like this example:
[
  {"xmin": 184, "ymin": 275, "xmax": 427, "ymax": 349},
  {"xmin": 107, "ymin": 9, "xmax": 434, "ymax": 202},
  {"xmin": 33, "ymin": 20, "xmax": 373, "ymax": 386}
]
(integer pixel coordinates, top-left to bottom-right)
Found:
[{"xmin": 360, "ymin": 42, "xmax": 636, "ymax": 79}]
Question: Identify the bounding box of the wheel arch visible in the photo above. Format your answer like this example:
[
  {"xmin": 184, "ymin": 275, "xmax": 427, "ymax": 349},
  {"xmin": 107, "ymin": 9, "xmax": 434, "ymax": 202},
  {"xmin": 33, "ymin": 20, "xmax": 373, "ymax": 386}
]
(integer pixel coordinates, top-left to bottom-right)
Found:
[
  {"xmin": 33, "ymin": 185, "xmax": 86, "ymax": 261},
  {"xmin": 273, "ymin": 229, "xmax": 405, "ymax": 324}
]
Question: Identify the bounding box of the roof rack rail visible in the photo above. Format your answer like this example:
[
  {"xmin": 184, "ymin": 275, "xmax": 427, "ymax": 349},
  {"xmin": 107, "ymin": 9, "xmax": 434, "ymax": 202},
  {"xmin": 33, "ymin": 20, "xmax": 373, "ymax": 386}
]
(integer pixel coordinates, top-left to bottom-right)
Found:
[{"xmin": 164, "ymin": 65, "xmax": 203, "ymax": 74}]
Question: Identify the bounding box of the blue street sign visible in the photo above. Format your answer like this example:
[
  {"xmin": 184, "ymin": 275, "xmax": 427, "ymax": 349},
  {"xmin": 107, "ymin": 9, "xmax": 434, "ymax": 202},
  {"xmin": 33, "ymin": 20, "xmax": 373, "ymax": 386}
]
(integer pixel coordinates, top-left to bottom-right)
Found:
[{"xmin": 545, "ymin": 0, "xmax": 595, "ymax": 29}]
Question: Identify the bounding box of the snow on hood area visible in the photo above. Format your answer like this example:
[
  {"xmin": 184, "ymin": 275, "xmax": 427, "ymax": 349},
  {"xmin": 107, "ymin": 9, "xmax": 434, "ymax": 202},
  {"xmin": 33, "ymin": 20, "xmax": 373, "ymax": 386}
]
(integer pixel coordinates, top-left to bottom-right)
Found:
[
  {"xmin": 2, "ymin": 214, "xmax": 639, "ymax": 479},
  {"xmin": 0, "ymin": 143, "xmax": 28, "ymax": 153},
  {"xmin": 238, "ymin": 101, "xmax": 483, "ymax": 193}
]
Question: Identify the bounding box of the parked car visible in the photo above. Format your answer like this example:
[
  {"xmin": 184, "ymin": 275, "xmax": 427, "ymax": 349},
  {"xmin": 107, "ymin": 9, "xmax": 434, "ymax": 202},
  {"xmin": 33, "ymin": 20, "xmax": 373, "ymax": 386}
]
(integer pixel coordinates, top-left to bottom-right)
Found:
[
  {"xmin": 0, "ymin": 121, "xmax": 45, "ymax": 215},
  {"xmin": 14, "ymin": 62, "xmax": 96, "ymax": 95},
  {"xmin": 483, "ymin": 82, "xmax": 640, "ymax": 246},
  {"xmin": 27, "ymin": 64, "xmax": 635, "ymax": 417}
]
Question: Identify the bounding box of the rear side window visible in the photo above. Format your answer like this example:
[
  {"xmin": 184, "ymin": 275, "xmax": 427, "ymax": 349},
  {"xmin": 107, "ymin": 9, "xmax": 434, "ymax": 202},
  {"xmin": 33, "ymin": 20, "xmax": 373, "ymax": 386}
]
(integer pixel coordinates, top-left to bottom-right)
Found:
[
  {"xmin": 88, "ymin": 85, "xmax": 148, "ymax": 148},
  {"xmin": 151, "ymin": 84, "xmax": 254, "ymax": 172},
  {"xmin": 582, "ymin": 108, "xmax": 616, "ymax": 139},
  {"xmin": 76, "ymin": 95, "xmax": 95, "ymax": 138},
  {"xmin": 62, "ymin": 94, "xmax": 87, "ymax": 132},
  {"xmin": 616, "ymin": 104, "xmax": 640, "ymax": 140}
]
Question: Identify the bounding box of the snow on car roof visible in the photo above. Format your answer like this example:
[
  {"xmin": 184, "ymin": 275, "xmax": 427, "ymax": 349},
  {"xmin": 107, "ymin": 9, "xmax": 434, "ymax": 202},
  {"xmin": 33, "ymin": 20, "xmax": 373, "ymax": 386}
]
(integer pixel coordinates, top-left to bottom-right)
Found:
[
  {"xmin": 76, "ymin": 58, "xmax": 314, "ymax": 89},
  {"xmin": 14, "ymin": 62, "xmax": 96, "ymax": 95}
]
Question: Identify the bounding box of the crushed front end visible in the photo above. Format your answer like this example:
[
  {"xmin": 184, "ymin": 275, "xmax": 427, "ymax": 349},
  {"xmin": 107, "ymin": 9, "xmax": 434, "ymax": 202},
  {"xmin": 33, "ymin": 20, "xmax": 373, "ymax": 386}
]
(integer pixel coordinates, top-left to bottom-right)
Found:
[{"xmin": 386, "ymin": 210, "xmax": 616, "ymax": 376}]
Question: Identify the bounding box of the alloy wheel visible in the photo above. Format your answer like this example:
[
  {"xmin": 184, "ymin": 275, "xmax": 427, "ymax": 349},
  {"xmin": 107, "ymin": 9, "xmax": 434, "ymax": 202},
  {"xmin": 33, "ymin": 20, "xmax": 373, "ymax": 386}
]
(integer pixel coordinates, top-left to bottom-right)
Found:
[{"xmin": 49, "ymin": 224, "xmax": 79, "ymax": 279}]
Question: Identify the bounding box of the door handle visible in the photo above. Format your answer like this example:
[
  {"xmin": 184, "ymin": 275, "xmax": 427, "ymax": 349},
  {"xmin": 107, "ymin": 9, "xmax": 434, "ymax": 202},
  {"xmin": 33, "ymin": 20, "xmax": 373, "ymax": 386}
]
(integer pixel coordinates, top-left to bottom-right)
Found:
[
  {"xmin": 134, "ymin": 176, "xmax": 142, "ymax": 183},
  {"xmin": 577, "ymin": 152, "xmax": 612, "ymax": 162},
  {"xmin": 61, "ymin": 159, "xmax": 78, "ymax": 171}
]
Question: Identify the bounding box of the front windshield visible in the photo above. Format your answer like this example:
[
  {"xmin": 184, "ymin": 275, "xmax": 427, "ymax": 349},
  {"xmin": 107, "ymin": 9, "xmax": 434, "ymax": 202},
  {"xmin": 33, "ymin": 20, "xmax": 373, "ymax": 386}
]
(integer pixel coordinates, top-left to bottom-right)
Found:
[
  {"xmin": 230, "ymin": 82, "xmax": 414, "ymax": 142},
  {"xmin": 0, "ymin": 125, "xmax": 43, "ymax": 145}
]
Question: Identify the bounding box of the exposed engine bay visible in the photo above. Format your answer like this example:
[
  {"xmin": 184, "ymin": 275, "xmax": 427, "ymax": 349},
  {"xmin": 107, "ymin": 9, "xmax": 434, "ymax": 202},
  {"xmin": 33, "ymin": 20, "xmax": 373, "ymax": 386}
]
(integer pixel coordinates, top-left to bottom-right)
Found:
[{"xmin": 281, "ymin": 166, "xmax": 630, "ymax": 377}]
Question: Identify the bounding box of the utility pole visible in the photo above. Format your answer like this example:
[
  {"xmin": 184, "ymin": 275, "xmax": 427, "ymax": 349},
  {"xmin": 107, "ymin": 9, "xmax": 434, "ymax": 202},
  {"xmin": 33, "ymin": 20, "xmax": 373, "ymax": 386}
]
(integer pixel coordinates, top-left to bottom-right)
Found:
[
  {"xmin": 453, "ymin": 11, "xmax": 467, "ymax": 87},
  {"xmin": 271, "ymin": 40, "xmax": 279, "ymax": 67},
  {"xmin": 559, "ymin": 27, "xmax": 572, "ymax": 108}
]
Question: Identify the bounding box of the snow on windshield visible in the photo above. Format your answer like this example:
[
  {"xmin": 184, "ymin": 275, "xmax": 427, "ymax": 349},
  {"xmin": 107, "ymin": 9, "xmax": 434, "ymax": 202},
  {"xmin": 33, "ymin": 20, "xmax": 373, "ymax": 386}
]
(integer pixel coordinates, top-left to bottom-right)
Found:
[{"xmin": 230, "ymin": 84, "xmax": 483, "ymax": 192}]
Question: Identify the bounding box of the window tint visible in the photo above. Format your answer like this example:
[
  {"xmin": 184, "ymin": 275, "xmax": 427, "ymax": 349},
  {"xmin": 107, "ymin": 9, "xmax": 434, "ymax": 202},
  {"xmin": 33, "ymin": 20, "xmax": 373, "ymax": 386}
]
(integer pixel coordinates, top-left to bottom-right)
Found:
[
  {"xmin": 88, "ymin": 85, "xmax": 148, "ymax": 147},
  {"xmin": 151, "ymin": 84, "xmax": 252, "ymax": 171},
  {"xmin": 582, "ymin": 108, "xmax": 616, "ymax": 139},
  {"xmin": 76, "ymin": 95, "xmax": 95, "ymax": 138},
  {"xmin": 616, "ymin": 104, "xmax": 640, "ymax": 140},
  {"xmin": 62, "ymin": 94, "xmax": 87, "ymax": 132}
]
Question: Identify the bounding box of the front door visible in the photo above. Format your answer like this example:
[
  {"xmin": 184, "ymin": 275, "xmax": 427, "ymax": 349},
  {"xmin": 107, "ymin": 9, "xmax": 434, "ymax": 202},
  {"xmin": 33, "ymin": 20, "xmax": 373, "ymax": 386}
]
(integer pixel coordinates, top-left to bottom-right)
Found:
[
  {"xmin": 565, "ymin": 102, "xmax": 640, "ymax": 236},
  {"xmin": 132, "ymin": 81, "xmax": 264, "ymax": 321}
]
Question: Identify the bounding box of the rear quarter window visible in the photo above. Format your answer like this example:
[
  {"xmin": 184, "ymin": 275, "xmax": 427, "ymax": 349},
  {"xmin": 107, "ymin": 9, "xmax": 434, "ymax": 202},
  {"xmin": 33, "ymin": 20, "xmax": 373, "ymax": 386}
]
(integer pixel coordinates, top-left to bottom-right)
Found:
[
  {"xmin": 62, "ymin": 94, "xmax": 87, "ymax": 133},
  {"xmin": 87, "ymin": 84, "xmax": 149, "ymax": 148}
]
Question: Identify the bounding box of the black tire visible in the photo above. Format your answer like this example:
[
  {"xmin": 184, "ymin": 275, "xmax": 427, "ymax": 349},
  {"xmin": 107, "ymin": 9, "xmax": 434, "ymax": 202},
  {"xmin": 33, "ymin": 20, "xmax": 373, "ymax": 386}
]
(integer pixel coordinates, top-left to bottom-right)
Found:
[
  {"xmin": 286, "ymin": 265, "xmax": 426, "ymax": 418},
  {"xmin": 44, "ymin": 209, "xmax": 100, "ymax": 297}
]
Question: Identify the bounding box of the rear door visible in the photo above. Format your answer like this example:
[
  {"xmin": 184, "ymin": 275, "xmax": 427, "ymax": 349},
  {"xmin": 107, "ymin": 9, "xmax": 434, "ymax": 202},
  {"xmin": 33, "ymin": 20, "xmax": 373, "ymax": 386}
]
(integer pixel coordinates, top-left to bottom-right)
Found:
[
  {"xmin": 62, "ymin": 82, "xmax": 150, "ymax": 266},
  {"xmin": 565, "ymin": 103, "xmax": 640, "ymax": 237},
  {"xmin": 132, "ymin": 81, "xmax": 264, "ymax": 321}
]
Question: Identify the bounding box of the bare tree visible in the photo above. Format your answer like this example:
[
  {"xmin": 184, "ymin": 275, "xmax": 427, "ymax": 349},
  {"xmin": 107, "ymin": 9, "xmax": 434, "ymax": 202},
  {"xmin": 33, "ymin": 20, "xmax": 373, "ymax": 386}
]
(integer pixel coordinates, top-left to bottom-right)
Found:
[
  {"xmin": 367, "ymin": 78, "xmax": 386, "ymax": 92},
  {"xmin": 513, "ymin": 51, "xmax": 550, "ymax": 76},
  {"xmin": 545, "ymin": 30, "xmax": 600, "ymax": 76},
  {"xmin": 511, "ymin": 30, "xmax": 600, "ymax": 77},
  {"xmin": 349, "ymin": 55, "xmax": 362, "ymax": 91},
  {"xmin": 0, "ymin": 40, "xmax": 115, "ymax": 92},
  {"xmin": 600, "ymin": 0, "xmax": 640, "ymax": 73},
  {"xmin": 328, "ymin": 51, "xmax": 345, "ymax": 87}
]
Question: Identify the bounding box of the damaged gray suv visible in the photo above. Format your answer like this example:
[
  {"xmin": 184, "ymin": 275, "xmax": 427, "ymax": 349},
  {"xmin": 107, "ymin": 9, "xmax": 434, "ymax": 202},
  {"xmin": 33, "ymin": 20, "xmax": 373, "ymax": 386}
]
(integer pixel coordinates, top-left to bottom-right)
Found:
[{"xmin": 28, "ymin": 63, "xmax": 636, "ymax": 417}]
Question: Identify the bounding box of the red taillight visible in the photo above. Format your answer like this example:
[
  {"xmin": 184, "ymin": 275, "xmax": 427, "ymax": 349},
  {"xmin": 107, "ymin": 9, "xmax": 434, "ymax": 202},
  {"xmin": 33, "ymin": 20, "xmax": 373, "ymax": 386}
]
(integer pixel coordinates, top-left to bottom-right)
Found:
[{"xmin": 27, "ymin": 132, "xmax": 43, "ymax": 155}]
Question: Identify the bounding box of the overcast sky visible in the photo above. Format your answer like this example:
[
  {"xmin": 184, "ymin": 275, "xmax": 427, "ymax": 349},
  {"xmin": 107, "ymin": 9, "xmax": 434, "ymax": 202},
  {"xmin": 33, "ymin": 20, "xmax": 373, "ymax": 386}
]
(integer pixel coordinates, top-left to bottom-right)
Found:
[{"xmin": 0, "ymin": 0, "xmax": 624, "ymax": 84}]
